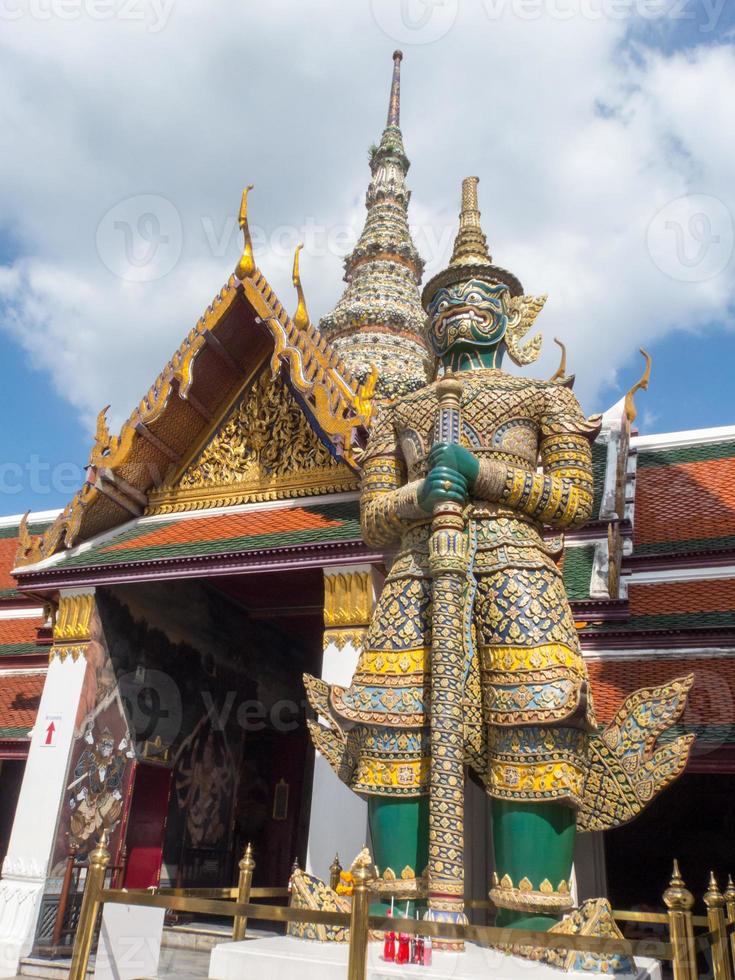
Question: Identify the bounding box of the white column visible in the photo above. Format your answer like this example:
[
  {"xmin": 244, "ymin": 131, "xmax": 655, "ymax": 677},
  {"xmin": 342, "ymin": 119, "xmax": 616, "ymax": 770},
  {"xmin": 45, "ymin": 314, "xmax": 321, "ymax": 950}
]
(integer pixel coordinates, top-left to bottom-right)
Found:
[
  {"xmin": 0, "ymin": 650, "xmax": 87, "ymax": 975},
  {"xmin": 305, "ymin": 565, "xmax": 380, "ymax": 881}
]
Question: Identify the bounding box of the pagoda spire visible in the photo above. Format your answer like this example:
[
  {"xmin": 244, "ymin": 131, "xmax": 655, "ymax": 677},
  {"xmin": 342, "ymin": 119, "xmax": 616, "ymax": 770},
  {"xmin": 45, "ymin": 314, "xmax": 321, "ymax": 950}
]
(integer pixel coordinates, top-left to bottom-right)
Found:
[
  {"xmin": 387, "ymin": 50, "xmax": 402, "ymax": 127},
  {"xmin": 319, "ymin": 52, "xmax": 432, "ymax": 400}
]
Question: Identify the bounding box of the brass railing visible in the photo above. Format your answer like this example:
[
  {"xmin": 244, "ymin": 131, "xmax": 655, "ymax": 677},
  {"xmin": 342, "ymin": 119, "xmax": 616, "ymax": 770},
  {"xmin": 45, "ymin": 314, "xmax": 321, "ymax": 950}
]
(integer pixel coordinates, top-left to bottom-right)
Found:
[{"xmin": 68, "ymin": 835, "xmax": 735, "ymax": 980}]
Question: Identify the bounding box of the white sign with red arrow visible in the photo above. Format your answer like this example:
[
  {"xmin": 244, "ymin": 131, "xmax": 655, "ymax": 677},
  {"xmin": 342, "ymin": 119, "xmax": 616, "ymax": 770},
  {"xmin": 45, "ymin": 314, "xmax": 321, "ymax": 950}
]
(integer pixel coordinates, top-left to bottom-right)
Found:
[{"xmin": 41, "ymin": 715, "xmax": 61, "ymax": 747}]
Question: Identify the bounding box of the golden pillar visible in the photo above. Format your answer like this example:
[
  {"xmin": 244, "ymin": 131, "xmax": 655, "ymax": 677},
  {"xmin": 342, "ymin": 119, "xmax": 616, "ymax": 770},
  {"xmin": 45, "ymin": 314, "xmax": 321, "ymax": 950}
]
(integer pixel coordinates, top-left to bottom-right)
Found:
[
  {"xmin": 347, "ymin": 848, "xmax": 376, "ymax": 980},
  {"xmin": 704, "ymin": 872, "xmax": 734, "ymax": 980},
  {"xmin": 69, "ymin": 832, "xmax": 110, "ymax": 980},
  {"xmin": 233, "ymin": 842, "xmax": 255, "ymax": 941},
  {"xmin": 664, "ymin": 860, "xmax": 698, "ymax": 980}
]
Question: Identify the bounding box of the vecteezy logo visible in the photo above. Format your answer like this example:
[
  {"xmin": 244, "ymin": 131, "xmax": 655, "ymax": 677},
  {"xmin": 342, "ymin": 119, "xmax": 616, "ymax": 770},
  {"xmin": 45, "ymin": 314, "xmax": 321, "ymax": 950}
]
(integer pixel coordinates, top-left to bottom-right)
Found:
[
  {"xmin": 96, "ymin": 194, "xmax": 183, "ymax": 282},
  {"xmin": 646, "ymin": 194, "xmax": 734, "ymax": 283},
  {"xmin": 370, "ymin": 0, "xmax": 459, "ymax": 44}
]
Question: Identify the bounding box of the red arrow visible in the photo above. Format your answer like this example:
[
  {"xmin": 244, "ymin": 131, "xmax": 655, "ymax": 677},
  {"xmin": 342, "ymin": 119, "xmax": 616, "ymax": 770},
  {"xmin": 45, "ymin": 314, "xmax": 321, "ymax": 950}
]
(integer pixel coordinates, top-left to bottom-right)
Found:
[{"xmin": 44, "ymin": 721, "xmax": 56, "ymax": 745}]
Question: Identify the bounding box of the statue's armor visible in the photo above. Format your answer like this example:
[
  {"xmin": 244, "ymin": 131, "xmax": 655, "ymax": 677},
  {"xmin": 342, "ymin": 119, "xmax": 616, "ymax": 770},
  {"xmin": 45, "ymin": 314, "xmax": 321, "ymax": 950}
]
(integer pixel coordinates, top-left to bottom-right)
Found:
[{"xmin": 328, "ymin": 367, "xmax": 601, "ymax": 808}]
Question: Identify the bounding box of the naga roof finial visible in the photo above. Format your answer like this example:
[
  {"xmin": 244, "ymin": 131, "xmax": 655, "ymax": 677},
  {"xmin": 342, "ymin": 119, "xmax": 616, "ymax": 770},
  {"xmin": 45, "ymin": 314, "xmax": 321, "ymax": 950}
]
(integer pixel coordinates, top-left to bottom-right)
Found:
[
  {"xmin": 292, "ymin": 243, "xmax": 310, "ymax": 330},
  {"xmin": 624, "ymin": 348, "xmax": 652, "ymax": 424},
  {"xmin": 387, "ymin": 49, "xmax": 403, "ymax": 127},
  {"xmin": 235, "ymin": 185, "xmax": 256, "ymax": 280}
]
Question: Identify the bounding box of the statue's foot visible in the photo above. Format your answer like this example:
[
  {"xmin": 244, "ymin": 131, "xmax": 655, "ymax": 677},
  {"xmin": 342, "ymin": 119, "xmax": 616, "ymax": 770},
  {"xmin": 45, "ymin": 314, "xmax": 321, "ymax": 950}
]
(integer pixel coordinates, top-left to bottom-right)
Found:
[{"xmin": 535, "ymin": 899, "xmax": 636, "ymax": 974}]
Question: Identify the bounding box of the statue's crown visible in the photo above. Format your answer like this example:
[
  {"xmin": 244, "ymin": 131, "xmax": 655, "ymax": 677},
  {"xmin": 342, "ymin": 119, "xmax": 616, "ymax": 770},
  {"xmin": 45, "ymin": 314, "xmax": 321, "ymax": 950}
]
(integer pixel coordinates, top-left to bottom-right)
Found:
[{"xmin": 421, "ymin": 176, "xmax": 523, "ymax": 308}]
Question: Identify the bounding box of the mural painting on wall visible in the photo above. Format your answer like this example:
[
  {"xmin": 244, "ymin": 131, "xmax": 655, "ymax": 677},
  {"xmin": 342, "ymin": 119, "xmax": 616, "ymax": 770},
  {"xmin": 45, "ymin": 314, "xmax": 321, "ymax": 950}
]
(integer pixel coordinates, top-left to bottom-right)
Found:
[
  {"xmin": 49, "ymin": 608, "xmax": 135, "ymax": 874},
  {"xmin": 173, "ymin": 716, "xmax": 242, "ymax": 875}
]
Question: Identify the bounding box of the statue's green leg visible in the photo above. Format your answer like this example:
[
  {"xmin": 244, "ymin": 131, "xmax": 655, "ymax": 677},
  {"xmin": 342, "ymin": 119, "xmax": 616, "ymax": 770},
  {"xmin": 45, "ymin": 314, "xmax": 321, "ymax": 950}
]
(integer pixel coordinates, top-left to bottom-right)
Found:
[
  {"xmin": 492, "ymin": 799, "xmax": 576, "ymax": 931},
  {"xmin": 368, "ymin": 796, "xmax": 429, "ymax": 913}
]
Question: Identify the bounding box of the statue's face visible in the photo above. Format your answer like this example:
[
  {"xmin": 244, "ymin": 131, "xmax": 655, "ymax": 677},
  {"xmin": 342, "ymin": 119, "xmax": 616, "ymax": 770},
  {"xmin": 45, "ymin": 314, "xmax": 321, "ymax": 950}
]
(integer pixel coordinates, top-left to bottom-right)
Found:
[{"xmin": 426, "ymin": 279, "xmax": 510, "ymax": 358}]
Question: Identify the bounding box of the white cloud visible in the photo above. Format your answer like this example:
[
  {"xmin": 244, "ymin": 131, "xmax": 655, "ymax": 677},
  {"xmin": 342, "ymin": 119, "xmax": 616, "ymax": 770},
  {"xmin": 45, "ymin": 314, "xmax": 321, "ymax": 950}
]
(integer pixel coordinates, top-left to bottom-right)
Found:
[{"xmin": 0, "ymin": 0, "xmax": 733, "ymax": 432}]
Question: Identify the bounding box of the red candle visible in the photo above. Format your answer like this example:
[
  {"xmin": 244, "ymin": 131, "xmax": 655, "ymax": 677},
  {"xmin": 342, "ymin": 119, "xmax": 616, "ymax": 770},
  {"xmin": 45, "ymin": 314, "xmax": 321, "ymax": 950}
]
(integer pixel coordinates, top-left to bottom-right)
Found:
[
  {"xmin": 382, "ymin": 908, "xmax": 395, "ymax": 962},
  {"xmin": 395, "ymin": 933, "xmax": 411, "ymax": 965},
  {"xmin": 424, "ymin": 935, "xmax": 433, "ymax": 966}
]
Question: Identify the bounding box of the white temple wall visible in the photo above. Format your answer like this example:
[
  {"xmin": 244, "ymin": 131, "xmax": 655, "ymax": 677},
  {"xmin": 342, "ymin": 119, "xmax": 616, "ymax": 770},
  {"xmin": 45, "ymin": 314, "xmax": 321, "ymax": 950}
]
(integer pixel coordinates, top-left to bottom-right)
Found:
[{"xmin": 0, "ymin": 642, "xmax": 87, "ymax": 976}]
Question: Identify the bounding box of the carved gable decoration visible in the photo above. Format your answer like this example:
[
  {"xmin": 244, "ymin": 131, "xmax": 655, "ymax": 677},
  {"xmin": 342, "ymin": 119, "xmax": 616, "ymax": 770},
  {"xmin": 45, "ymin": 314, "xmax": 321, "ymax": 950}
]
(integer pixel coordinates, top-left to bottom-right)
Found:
[{"xmin": 147, "ymin": 371, "xmax": 359, "ymax": 513}]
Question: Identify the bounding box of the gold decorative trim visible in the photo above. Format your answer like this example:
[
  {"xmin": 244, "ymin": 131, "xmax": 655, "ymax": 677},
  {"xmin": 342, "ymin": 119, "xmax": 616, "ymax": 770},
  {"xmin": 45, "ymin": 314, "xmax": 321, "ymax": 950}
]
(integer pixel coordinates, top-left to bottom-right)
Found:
[
  {"xmin": 148, "ymin": 370, "xmax": 360, "ymax": 514},
  {"xmin": 54, "ymin": 594, "xmax": 94, "ymax": 643},
  {"xmin": 14, "ymin": 512, "xmax": 42, "ymax": 568},
  {"xmin": 323, "ymin": 628, "xmax": 367, "ymax": 652},
  {"xmin": 148, "ymin": 468, "xmax": 358, "ymax": 514},
  {"xmin": 371, "ymin": 867, "xmax": 425, "ymax": 899},
  {"xmin": 242, "ymin": 270, "xmax": 376, "ymax": 467},
  {"xmin": 49, "ymin": 643, "xmax": 87, "ymax": 664},
  {"xmin": 324, "ymin": 571, "xmax": 372, "ymax": 628},
  {"xmin": 490, "ymin": 873, "xmax": 573, "ymax": 914}
]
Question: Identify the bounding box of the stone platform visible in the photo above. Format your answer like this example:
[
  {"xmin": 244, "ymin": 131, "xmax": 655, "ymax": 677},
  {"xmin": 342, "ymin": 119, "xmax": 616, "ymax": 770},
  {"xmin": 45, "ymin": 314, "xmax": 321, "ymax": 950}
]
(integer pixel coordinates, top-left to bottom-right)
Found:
[{"xmin": 209, "ymin": 936, "xmax": 662, "ymax": 980}]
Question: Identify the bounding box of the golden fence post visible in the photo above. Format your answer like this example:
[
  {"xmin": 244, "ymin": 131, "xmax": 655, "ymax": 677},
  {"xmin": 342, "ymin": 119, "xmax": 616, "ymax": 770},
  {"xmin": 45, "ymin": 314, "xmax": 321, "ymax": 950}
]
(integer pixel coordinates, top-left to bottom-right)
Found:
[
  {"xmin": 347, "ymin": 849, "xmax": 375, "ymax": 980},
  {"xmin": 664, "ymin": 859, "xmax": 698, "ymax": 980},
  {"xmin": 704, "ymin": 872, "xmax": 734, "ymax": 980},
  {"xmin": 69, "ymin": 831, "xmax": 110, "ymax": 980},
  {"xmin": 330, "ymin": 853, "xmax": 342, "ymax": 892},
  {"xmin": 232, "ymin": 843, "xmax": 255, "ymax": 942},
  {"xmin": 724, "ymin": 876, "xmax": 735, "ymax": 965}
]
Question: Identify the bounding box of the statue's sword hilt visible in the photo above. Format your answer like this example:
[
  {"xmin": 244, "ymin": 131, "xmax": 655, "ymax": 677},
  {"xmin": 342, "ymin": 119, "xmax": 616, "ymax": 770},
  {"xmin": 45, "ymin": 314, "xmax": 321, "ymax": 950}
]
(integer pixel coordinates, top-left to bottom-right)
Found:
[{"xmin": 426, "ymin": 376, "xmax": 468, "ymax": 929}]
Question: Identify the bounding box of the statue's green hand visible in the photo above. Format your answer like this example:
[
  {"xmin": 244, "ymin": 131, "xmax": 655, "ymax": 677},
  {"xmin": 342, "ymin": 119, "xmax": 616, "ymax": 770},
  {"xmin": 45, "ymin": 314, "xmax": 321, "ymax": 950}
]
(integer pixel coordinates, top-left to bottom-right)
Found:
[
  {"xmin": 417, "ymin": 466, "xmax": 468, "ymax": 514},
  {"xmin": 428, "ymin": 443, "xmax": 480, "ymax": 487}
]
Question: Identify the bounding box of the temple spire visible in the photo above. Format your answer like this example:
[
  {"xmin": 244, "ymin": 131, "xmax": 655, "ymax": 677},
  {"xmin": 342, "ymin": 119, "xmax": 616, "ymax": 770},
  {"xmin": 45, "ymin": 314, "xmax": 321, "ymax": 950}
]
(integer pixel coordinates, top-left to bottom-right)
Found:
[
  {"xmin": 387, "ymin": 50, "xmax": 402, "ymax": 127},
  {"xmin": 450, "ymin": 176, "xmax": 492, "ymax": 266},
  {"xmin": 318, "ymin": 52, "xmax": 432, "ymax": 399}
]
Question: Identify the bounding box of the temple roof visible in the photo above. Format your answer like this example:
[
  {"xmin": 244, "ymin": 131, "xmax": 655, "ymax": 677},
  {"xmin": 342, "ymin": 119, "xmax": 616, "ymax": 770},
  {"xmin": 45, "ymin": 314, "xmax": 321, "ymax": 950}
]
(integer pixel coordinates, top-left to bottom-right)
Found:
[
  {"xmin": 15, "ymin": 496, "xmax": 372, "ymax": 586},
  {"xmin": 632, "ymin": 429, "xmax": 735, "ymax": 562},
  {"xmin": 0, "ymin": 671, "xmax": 45, "ymax": 744},
  {"xmin": 15, "ymin": 263, "xmax": 374, "ymax": 567},
  {"xmin": 318, "ymin": 51, "xmax": 432, "ymax": 399}
]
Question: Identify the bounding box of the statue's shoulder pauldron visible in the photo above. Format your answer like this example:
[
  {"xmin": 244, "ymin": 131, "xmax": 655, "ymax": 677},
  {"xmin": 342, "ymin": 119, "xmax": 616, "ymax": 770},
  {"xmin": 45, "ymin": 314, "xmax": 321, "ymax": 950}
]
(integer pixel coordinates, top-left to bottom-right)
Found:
[{"xmin": 541, "ymin": 383, "xmax": 602, "ymax": 442}]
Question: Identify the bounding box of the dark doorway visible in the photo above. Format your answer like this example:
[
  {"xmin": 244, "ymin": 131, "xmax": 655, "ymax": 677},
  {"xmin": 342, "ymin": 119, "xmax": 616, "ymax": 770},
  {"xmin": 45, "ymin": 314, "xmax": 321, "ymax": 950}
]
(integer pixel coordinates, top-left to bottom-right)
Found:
[
  {"xmin": 604, "ymin": 772, "xmax": 735, "ymax": 909},
  {"xmin": 0, "ymin": 759, "xmax": 25, "ymax": 864}
]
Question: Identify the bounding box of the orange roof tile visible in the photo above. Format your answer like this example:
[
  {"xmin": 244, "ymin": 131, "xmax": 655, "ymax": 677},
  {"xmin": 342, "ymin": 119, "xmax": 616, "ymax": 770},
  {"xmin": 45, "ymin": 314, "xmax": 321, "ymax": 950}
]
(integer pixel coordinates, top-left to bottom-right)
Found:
[
  {"xmin": 0, "ymin": 618, "xmax": 44, "ymax": 646},
  {"xmin": 108, "ymin": 506, "xmax": 345, "ymax": 553},
  {"xmin": 587, "ymin": 656, "xmax": 734, "ymax": 726},
  {"xmin": 629, "ymin": 579, "xmax": 735, "ymax": 617},
  {"xmin": 0, "ymin": 537, "xmax": 19, "ymax": 592},
  {"xmin": 0, "ymin": 672, "xmax": 44, "ymax": 739},
  {"xmin": 635, "ymin": 458, "xmax": 735, "ymax": 549}
]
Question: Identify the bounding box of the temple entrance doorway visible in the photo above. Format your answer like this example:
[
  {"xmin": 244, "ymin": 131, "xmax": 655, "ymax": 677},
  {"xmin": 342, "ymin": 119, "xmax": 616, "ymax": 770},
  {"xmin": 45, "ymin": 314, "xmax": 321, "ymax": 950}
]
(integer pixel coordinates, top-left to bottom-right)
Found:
[{"xmin": 89, "ymin": 569, "xmax": 324, "ymax": 893}]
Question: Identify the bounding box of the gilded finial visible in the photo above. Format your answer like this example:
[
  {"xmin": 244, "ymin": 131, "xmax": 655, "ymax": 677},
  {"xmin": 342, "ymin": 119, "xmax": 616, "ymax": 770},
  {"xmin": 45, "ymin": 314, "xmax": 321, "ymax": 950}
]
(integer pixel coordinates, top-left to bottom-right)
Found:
[
  {"xmin": 450, "ymin": 176, "xmax": 492, "ymax": 267},
  {"xmin": 664, "ymin": 859, "xmax": 694, "ymax": 911},
  {"xmin": 549, "ymin": 338, "xmax": 568, "ymax": 383},
  {"xmin": 240, "ymin": 841, "xmax": 256, "ymax": 873},
  {"xmin": 235, "ymin": 185, "xmax": 256, "ymax": 280},
  {"xmin": 624, "ymin": 348, "xmax": 652, "ymax": 424},
  {"xmin": 291, "ymin": 244, "xmax": 310, "ymax": 330},
  {"xmin": 387, "ymin": 50, "xmax": 403, "ymax": 127},
  {"xmin": 704, "ymin": 871, "xmax": 725, "ymax": 909}
]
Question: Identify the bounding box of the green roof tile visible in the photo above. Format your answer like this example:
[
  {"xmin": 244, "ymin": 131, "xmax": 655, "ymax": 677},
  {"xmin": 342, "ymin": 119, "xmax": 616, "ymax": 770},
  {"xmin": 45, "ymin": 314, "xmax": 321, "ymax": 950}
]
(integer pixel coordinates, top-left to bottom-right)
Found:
[
  {"xmin": 563, "ymin": 545, "xmax": 595, "ymax": 600},
  {"xmin": 52, "ymin": 501, "xmax": 363, "ymax": 570},
  {"xmin": 591, "ymin": 440, "xmax": 607, "ymax": 519},
  {"xmin": 0, "ymin": 726, "xmax": 31, "ymax": 739},
  {"xmin": 634, "ymin": 534, "xmax": 735, "ymax": 557},
  {"xmin": 637, "ymin": 440, "xmax": 735, "ymax": 469},
  {"xmin": 0, "ymin": 643, "xmax": 41, "ymax": 658},
  {"xmin": 586, "ymin": 610, "xmax": 735, "ymax": 632}
]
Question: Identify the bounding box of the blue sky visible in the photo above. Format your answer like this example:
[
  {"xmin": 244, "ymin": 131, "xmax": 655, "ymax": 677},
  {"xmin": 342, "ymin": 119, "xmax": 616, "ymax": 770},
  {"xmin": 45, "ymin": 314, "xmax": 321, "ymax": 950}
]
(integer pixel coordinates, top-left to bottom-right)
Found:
[{"xmin": 1, "ymin": 0, "xmax": 733, "ymax": 515}]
